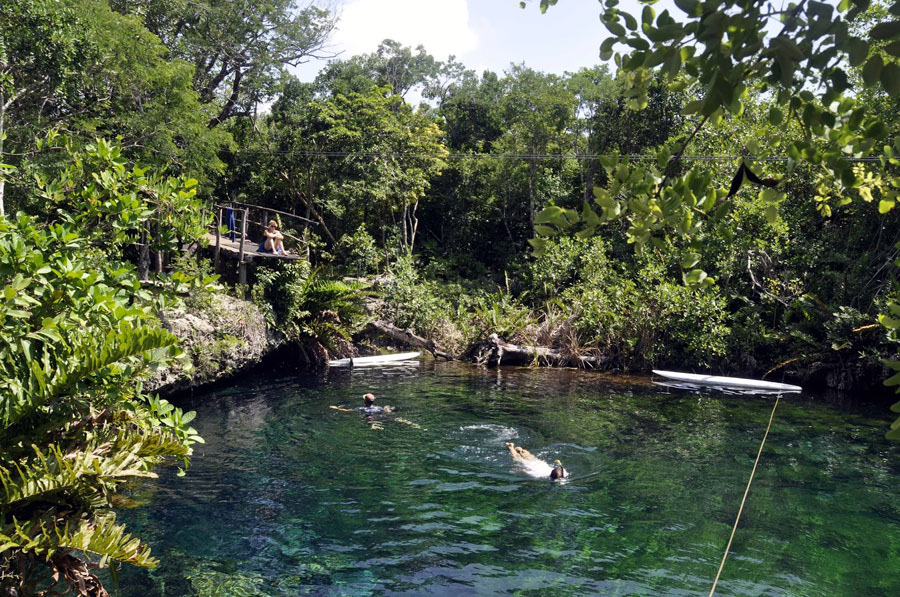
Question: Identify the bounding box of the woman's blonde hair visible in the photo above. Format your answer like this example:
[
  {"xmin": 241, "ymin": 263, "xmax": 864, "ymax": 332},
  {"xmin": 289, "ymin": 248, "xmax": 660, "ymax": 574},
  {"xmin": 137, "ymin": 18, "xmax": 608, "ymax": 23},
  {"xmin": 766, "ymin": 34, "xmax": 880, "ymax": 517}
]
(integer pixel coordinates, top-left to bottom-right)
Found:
[{"xmin": 268, "ymin": 219, "xmax": 278, "ymax": 228}]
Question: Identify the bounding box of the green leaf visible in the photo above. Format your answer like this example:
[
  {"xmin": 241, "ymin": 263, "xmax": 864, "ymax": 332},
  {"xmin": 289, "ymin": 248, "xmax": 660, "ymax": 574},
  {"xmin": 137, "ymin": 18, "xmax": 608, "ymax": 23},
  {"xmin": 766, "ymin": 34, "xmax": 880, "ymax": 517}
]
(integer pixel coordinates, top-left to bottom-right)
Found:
[
  {"xmin": 582, "ymin": 202, "xmax": 602, "ymax": 227},
  {"xmin": 862, "ymin": 55, "xmax": 884, "ymax": 87},
  {"xmin": 871, "ymin": 20, "xmax": 900, "ymax": 41},
  {"xmin": 768, "ymin": 107, "xmax": 784, "ymax": 126},
  {"xmin": 881, "ymin": 62, "xmax": 900, "ymax": 95},
  {"xmin": 665, "ymin": 48, "xmax": 682, "ymax": 77},
  {"xmin": 604, "ymin": 18, "xmax": 627, "ymax": 37},
  {"xmin": 528, "ymin": 237, "xmax": 549, "ymax": 255},
  {"xmin": 760, "ymin": 188, "xmax": 785, "ymax": 204},
  {"xmin": 534, "ymin": 206, "xmax": 563, "ymax": 225},
  {"xmin": 600, "ymin": 37, "xmax": 616, "ymax": 61},
  {"xmin": 673, "ymin": 0, "xmax": 700, "ymax": 15},
  {"xmin": 765, "ymin": 204, "xmax": 778, "ymax": 224},
  {"xmin": 846, "ymin": 37, "xmax": 870, "ymax": 66},
  {"xmin": 879, "ymin": 199, "xmax": 896, "ymax": 213},
  {"xmin": 772, "ymin": 37, "xmax": 804, "ymax": 62},
  {"xmin": 682, "ymin": 99, "xmax": 704, "ymax": 115},
  {"xmin": 533, "ymin": 225, "xmax": 557, "ymax": 236},
  {"xmin": 680, "ymin": 252, "xmax": 701, "ymax": 269},
  {"xmin": 683, "ymin": 269, "xmax": 708, "ymax": 286}
]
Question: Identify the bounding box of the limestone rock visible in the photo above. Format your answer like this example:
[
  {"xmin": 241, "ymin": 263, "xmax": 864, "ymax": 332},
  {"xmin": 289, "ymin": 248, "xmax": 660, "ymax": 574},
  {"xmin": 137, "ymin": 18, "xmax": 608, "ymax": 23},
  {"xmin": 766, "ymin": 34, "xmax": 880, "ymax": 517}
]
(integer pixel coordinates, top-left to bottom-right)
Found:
[{"xmin": 146, "ymin": 293, "xmax": 281, "ymax": 395}]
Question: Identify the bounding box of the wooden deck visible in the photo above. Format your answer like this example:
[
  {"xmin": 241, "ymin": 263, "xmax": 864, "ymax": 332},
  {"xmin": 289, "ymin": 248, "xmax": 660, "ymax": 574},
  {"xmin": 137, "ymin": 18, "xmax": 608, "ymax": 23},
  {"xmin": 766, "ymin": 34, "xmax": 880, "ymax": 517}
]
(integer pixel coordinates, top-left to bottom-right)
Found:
[{"xmin": 205, "ymin": 233, "xmax": 302, "ymax": 262}]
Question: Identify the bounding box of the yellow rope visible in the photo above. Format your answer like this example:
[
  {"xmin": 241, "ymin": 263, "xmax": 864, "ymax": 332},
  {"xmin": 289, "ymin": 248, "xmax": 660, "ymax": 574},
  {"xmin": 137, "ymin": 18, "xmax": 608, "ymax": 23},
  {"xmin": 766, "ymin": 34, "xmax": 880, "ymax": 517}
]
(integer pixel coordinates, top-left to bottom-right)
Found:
[
  {"xmin": 763, "ymin": 357, "xmax": 798, "ymax": 379},
  {"xmin": 709, "ymin": 393, "xmax": 781, "ymax": 597}
]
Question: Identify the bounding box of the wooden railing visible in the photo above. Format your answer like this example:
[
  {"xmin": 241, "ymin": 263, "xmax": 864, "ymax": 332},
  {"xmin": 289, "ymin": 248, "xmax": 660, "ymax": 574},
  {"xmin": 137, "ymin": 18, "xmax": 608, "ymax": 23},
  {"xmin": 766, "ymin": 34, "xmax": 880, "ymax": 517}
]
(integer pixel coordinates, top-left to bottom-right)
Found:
[{"xmin": 209, "ymin": 202, "xmax": 316, "ymax": 283}]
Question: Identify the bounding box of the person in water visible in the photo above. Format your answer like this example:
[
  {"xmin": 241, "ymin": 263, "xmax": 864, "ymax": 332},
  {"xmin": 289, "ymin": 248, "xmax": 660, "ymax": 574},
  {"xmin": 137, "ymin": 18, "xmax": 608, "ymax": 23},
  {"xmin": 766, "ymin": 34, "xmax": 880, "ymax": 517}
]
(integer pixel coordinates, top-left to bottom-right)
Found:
[
  {"xmin": 506, "ymin": 442, "xmax": 568, "ymax": 480},
  {"xmin": 262, "ymin": 219, "xmax": 285, "ymax": 254},
  {"xmin": 331, "ymin": 393, "xmax": 393, "ymax": 414},
  {"xmin": 331, "ymin": 393, "xmax": 422, "ymax": 430}
]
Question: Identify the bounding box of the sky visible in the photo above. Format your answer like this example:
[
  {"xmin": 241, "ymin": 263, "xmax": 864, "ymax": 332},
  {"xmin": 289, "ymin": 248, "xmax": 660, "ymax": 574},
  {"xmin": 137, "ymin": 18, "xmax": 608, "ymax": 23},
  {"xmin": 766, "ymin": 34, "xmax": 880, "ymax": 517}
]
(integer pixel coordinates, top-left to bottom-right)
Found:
[{"xmin": 294, "ymin": 0, "xmax": 643, "ymax": 82}]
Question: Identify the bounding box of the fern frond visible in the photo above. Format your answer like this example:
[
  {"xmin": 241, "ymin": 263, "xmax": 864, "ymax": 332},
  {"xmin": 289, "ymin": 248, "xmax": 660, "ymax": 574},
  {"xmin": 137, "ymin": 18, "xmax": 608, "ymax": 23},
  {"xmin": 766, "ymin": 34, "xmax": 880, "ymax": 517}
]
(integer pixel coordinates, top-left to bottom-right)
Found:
[{"xmin": 0, "ymin": 512, "xmax": 156, "ymax": 568}]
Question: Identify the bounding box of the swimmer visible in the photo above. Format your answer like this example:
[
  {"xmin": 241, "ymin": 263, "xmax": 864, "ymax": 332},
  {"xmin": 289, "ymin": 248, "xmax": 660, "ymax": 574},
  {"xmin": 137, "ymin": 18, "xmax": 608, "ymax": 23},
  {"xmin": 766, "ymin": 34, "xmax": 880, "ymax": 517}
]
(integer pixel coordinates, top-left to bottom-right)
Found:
[
  {"xmin": 331, "ymin": 393, "xmax": 421, "ymax": 430},
  {"xmin": 550, "ymin": 459, "xmax": 568, "ymax": 480},
  {"xmin": 506, "ymin": 442, "xmax": 568, "ymax": 480},
  {"xmin": 330, "ymin": 393, "xmax": 393, "ymax": 414}
]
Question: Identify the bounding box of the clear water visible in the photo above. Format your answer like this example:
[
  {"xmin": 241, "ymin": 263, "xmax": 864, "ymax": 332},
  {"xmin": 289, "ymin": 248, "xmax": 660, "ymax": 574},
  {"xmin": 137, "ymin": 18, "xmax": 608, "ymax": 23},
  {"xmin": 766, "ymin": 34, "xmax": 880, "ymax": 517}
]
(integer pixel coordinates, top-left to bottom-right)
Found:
[{"xmin": 112, "ymin": 362, "xmax": 900, "ymax": 596}]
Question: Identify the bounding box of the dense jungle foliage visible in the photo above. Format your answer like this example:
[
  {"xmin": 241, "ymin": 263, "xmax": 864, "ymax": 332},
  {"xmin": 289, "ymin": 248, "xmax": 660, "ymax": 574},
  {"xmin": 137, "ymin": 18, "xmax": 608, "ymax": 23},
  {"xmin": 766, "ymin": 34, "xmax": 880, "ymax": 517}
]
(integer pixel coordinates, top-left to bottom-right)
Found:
[{"xmin": 1, "ymin": 0, "xmax": 900, "ymax": 593}]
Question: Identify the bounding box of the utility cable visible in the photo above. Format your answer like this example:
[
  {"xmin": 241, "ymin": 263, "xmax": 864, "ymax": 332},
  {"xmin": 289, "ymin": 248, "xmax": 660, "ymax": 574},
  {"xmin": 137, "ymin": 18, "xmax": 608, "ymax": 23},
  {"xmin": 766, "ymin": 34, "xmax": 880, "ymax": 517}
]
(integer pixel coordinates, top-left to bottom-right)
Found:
[
  {"xmin": 228, "ymin": 149, "xmax": 884, "ymax": 162},
  {"xmin": 709, "ymin": 393, "xmax": 781, "ymax": 596}
]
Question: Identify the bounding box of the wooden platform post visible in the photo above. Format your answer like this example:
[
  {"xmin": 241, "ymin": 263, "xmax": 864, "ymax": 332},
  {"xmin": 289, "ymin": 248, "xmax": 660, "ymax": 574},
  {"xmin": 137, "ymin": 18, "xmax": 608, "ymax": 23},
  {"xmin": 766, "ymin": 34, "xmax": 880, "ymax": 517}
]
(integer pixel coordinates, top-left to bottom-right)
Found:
[
  {"xmin": 214, "ymin": 207, "xmax": 222, "ymax": 271},
  {"xmin": 237, "ymin": 207, "xmax": 248, "ymax": 285}
]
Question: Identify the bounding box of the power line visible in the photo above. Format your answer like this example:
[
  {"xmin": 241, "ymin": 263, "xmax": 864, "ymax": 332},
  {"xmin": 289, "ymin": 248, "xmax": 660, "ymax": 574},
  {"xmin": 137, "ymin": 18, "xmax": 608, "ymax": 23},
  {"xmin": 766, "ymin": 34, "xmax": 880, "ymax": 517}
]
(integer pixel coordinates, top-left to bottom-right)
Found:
[{"xmin": 230, "ymin": 149, "xmax": 884, "ymax": 162}]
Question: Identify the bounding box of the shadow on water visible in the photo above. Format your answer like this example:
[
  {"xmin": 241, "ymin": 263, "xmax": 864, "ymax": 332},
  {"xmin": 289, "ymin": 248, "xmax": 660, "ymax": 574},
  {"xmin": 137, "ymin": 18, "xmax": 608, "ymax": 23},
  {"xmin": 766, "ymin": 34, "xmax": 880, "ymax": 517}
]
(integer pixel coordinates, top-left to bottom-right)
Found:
[{"xmin": 111, "ymin": 362, "xmax": 900, "ymax": 596}]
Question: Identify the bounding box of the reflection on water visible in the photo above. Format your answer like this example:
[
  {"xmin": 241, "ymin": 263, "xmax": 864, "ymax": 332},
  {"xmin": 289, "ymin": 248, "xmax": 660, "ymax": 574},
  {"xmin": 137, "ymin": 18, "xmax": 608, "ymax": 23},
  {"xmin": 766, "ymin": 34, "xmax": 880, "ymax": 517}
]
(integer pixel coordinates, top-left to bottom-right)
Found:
[{"xmin": 112, "ymin": 362, "xmax": 900, "ymax": 596}]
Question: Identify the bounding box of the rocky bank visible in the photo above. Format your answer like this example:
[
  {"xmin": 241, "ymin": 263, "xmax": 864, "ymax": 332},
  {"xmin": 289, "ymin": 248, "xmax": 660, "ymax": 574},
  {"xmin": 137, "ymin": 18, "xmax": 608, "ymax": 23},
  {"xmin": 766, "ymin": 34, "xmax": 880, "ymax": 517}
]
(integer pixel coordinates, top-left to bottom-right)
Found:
[{"xmin": 146, "ymin": 293, "xmax": 282, "ymax": 395}]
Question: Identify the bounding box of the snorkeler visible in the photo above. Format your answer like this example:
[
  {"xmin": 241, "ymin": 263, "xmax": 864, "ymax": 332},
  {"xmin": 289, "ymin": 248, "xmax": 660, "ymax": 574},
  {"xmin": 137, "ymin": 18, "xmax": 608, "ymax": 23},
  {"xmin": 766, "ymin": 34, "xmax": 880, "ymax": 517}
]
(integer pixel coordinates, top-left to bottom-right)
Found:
[
  {"xmin": 330, "ymin": 393, "xmax": 420, "ymax": 430},
  {"xmin": 550, "ymin": 459, "xmax": 568, "ymax": 480},
  {"xmin": 331, "ymin": 393, "xmax": 393, "ymax": 414},
  {"xmin": 506, "ymin": 442, "xmax": 568, "ymax": 480}
]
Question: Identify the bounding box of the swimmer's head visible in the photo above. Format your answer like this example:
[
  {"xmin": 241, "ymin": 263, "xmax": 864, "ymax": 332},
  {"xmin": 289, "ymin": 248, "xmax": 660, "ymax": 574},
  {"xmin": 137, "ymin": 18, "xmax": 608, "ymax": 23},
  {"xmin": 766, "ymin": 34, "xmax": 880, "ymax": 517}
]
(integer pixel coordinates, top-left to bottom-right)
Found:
[
  {"xmin": 363, "ymin": 393, "xmax": 376, "ymax": 407},
  {"xmin": 551, "ymin": 459, "xmax": 567, "ymax": 480}
]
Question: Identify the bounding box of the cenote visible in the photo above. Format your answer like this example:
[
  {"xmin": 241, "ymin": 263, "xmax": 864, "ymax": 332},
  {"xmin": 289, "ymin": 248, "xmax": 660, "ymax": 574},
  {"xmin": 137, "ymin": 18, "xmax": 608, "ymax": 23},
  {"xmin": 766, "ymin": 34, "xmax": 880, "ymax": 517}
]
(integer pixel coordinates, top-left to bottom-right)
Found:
[{"xmin": 112, "ymin": 362, "xmax": 900, "ymax": 596}]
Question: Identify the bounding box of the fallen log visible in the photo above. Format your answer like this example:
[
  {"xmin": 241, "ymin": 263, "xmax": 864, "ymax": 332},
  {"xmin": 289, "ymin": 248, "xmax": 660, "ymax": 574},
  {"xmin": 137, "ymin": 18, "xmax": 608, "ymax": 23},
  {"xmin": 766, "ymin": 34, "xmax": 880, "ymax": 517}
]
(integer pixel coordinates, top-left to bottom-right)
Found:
[
  {"xmin": 470, "ymin": 333, "xmax": 604, "ymax": 368},
  {"xmin": 365, "ymin": 320, "xmax": 455, "ymax": 360}
]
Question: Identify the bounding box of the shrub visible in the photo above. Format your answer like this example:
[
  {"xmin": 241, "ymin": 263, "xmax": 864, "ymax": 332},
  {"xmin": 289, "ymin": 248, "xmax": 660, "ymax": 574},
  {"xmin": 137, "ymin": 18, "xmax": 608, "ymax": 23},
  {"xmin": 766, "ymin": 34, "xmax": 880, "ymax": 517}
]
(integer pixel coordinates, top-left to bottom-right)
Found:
[
  {"xmin": 252, "ymin": 262, "xmax": 371, "ymax": 353},
  {"xmin": 333, "ymin": 225, "xmax": 381, "ymax": 276},
  {"xmin": 0, "ymin": 214, "xmax": 202, "ymax": 593}
]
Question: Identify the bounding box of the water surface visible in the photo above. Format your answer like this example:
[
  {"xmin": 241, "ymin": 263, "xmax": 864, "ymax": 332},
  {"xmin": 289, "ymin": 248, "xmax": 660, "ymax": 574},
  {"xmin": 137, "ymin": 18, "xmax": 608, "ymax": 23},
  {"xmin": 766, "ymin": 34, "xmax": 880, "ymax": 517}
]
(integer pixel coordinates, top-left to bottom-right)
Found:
[{"xmin": 114, "ymin": 362, "xmax": 900, "ymax": 595}]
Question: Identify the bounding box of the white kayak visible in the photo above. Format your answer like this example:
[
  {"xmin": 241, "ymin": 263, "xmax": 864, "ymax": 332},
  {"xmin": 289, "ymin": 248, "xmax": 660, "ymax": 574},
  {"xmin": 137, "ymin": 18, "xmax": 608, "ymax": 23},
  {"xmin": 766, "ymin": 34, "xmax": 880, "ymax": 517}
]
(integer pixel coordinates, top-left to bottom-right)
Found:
[
  {"xmin": 328, "ymin": 351, "xmax": 422, "ymax": 367},
  {"xmin": 652, "ymin": 370, "xmax": 802, "ymax": 392}
]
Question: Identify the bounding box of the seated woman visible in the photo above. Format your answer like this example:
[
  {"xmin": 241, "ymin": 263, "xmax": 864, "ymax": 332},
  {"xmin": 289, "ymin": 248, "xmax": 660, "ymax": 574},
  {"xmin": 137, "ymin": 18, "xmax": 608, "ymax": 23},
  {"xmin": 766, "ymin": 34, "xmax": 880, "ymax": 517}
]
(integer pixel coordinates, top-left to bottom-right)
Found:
[
  {"xmin": 260, "ymin": 219, "xmax": 285, "ymax": 254},
  {"xmin": 506, "ymin": 442, "xmax": 568, "ymax": 480}
]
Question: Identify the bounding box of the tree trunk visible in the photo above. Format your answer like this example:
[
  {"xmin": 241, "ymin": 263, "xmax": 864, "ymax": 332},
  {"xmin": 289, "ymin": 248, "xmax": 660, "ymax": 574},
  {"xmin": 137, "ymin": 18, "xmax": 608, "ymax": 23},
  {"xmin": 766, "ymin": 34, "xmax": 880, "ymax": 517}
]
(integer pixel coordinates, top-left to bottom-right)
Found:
[
  {"xmin": 407, "ymin": 199, "xmax": 419, "ymax": 255},
  {"xmin": 155, "ymin": 219, "xmax": 163, "ymax": 273},
  {"xmin": 528, "ymin": 144, "xmax": 537, "ymax": 229},
  {"xmin": 469, "ymin": 333, "xmax": 604, "ymax": 368},
  {"xmin": 583, "ymin": 157, "xmax": 596, "ymax": 203},
  {"xmin": 400, "ymin": 201, "xmax": 409, "ymax": 254},
  {"xmin": 283, "ymin": 172, "xmax": 336, "ymax": 243},
  {"xmin": 0, "ymin": 87, "xmax": 6, "ymax": 218},
  {"xmin": 138, "ymin": 227, "xmax": 151, "ymax": 280},
  {"xmin": 365, "ymin": 320, "xmax": 454, "ymax": 360}
]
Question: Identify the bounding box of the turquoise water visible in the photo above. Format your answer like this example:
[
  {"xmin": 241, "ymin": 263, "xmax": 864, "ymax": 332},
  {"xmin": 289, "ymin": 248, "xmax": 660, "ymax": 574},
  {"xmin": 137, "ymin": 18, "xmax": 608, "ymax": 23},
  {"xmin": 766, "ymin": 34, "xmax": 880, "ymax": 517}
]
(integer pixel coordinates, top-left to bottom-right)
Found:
[{"xmin": 113, "ymin": 362, "xmax": 900, "ymax": 595}]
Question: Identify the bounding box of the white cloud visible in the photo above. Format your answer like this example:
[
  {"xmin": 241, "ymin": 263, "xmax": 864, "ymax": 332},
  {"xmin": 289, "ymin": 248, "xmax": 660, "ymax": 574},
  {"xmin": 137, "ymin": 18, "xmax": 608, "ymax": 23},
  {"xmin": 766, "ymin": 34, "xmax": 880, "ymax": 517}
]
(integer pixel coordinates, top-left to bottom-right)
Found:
[{"xmin": 333, "ymin": 0, "xmax": 478, "ymax": 60}]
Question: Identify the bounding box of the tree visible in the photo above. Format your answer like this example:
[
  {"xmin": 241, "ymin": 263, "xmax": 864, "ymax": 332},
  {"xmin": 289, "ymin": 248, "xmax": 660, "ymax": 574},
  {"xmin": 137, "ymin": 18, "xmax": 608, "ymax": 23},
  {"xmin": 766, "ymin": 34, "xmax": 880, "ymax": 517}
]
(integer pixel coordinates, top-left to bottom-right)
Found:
[
  {"xmin": 34, "ymin": 138, "xmax": 211, "ymax": 278},
  {"xmin": 314, "ymin": 39, "xmax": 441, "ymax": 102},
  {"xmin": 500, "ymin": 65, "xmax": 575, "ymax": 228},
  {"xmin": 1, "ymin": 0, "xmax": 232, "ymax": 217},
  {"xmin": 525, "ymin": 0, "xmax": 900, "ymax": 429},
  {"xmin": 112, "ymin": 0, "xmax": 337, "ymax": 127},
  {"xmin": 0, "ymin": 0, "xmax": 95, "ymax": 217},
  {"xmin": 246, "ymin": 80, "xmax": 447, "ymax": 257},
  {"xmin": 529, "ymin": 0, "xmax": 898, "ymax": 273}
]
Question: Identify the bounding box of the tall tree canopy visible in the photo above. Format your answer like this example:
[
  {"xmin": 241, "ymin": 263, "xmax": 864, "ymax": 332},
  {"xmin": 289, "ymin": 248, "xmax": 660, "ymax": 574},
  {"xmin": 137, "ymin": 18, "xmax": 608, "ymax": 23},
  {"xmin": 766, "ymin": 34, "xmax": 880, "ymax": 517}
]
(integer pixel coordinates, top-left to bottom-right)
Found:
[
  {"xmin": 111, "ymin": 0, "xmax": 337, "ymax": 126},
  {"xmin": 1, "ymin": 0, "xmax": 232, "ymax": 216}
]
